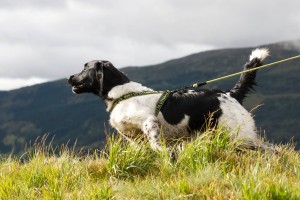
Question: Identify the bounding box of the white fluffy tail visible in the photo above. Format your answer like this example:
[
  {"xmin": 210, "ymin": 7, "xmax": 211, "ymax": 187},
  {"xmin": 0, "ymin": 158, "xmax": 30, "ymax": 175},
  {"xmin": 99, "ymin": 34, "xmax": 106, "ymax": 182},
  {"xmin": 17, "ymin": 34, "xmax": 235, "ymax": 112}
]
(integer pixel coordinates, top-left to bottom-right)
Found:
[{"xmin": 249, "ymin": 48, "xmax": 270, "ymax": 62}]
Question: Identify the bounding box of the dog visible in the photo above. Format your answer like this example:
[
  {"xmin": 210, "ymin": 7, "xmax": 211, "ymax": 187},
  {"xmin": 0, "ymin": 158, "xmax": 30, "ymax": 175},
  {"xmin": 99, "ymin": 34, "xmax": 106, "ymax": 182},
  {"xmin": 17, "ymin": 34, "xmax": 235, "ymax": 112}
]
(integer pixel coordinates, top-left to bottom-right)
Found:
[{"xmin": 68, "ymin": 48, "xmax": 272, "ymax": 152}]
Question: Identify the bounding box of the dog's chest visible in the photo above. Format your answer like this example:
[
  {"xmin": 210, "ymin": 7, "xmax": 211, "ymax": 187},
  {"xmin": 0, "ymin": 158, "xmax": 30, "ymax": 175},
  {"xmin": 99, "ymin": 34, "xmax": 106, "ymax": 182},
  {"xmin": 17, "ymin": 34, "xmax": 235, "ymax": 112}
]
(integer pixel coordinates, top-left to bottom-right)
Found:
[{"xmin": 109, "ymin": 94, "xmax": 161, "ymax": 131}]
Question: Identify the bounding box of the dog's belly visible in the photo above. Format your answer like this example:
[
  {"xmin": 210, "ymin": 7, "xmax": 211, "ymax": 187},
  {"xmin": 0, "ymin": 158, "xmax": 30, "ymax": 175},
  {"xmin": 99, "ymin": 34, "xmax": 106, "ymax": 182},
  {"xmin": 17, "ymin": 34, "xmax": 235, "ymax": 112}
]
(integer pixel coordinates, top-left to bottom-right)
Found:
[
  {"xmin": 110, "ymin": 117, "xmax": 142, "ymax": 137},
  {"xmin": 157, "ymin": 113, "xmax": 191, "ymax": 139},
  {"xmin": 119, "ymin": 122, "xmax": 142, "ymax": 138}
]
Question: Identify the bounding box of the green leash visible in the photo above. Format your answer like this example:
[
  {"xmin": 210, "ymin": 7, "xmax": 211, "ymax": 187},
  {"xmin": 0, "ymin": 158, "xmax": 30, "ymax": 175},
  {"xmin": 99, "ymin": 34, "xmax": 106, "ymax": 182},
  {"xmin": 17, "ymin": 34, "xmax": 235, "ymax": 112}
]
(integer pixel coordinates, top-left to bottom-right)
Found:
[{"xmin": 187, "ymin": 55, "xmax": 300, "ymax": 89}]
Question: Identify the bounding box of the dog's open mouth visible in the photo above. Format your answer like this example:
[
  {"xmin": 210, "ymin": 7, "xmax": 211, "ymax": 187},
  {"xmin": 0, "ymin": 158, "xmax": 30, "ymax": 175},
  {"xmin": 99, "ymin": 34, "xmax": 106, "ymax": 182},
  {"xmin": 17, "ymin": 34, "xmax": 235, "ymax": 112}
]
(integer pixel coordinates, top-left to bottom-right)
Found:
[{"xmin": 72, "ymin": 84, "xmax": 84, "ymax": 93}]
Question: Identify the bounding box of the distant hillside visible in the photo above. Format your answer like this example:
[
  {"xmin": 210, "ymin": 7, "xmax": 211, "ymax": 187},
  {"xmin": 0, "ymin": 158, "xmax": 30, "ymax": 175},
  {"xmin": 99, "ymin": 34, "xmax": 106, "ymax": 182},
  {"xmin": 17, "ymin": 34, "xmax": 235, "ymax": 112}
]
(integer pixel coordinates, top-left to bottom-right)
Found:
[{"xmin": 0, "ymin": 40, "xmax": 299, "ymax": 154}]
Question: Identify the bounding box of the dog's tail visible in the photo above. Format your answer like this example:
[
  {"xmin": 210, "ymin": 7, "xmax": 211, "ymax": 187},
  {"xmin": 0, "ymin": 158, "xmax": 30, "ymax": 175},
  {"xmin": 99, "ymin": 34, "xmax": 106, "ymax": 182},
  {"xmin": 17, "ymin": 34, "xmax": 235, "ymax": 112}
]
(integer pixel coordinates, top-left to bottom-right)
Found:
[{"xmin": 229, "ymin": 48, "xmax": 269, "ymax": 104}]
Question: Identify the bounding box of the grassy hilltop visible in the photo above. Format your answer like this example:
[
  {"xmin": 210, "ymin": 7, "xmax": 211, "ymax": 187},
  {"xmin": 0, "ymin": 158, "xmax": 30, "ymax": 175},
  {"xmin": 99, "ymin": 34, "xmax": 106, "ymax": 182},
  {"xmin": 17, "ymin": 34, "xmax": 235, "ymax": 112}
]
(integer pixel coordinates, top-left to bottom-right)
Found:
[{"xmin": 1, "ymin": 128, "xmax": 300, "ymax": 199}]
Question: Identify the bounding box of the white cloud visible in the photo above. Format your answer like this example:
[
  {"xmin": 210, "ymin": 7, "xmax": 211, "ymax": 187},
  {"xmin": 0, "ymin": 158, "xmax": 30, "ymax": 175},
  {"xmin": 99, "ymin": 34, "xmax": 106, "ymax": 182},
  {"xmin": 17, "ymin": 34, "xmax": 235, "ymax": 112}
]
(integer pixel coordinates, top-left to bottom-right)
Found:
[
  {"xmin": 0, "ymin": 0, "xmax": 299, "ymax": 90},
  {"xmin": 0, "ymin": 77, "xmax": 49, "ymax": 91}
]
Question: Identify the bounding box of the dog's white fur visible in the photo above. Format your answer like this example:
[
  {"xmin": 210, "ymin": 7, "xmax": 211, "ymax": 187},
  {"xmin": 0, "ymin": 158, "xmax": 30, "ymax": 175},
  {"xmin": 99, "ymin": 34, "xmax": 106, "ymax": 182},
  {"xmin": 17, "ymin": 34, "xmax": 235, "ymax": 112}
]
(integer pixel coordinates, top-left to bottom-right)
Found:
[
  {"xmin": 249, "ymin": 48, "xmax": 270, "ymax": 61},
  {"xmin": 107, "ymin": 82, "xmax": 164, "ymax": 150},
  {"xmin": 105, "ymin": 48, "xmax": 270, "ymax": 151},
  {"xmin": 218, "ymin": 93, "xmax": 257, "ymax": 141}
]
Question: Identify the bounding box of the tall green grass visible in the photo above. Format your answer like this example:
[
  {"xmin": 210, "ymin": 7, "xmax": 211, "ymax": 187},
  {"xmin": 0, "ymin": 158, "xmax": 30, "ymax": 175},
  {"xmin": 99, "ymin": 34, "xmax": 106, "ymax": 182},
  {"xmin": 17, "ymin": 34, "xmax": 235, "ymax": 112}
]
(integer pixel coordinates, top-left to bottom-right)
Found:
[{"xmin": 0, "ymin": 129, "xmax": 299, "ymax": 199}]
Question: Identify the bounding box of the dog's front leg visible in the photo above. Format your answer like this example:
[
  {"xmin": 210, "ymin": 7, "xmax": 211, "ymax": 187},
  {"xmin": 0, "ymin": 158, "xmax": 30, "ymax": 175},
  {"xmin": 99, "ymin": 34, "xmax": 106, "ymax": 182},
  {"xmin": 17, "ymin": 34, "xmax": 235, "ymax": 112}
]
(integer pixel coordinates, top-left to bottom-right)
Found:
[{"xmin": 142, "ymin": 116, "xmax": 162, "ymax": 151}]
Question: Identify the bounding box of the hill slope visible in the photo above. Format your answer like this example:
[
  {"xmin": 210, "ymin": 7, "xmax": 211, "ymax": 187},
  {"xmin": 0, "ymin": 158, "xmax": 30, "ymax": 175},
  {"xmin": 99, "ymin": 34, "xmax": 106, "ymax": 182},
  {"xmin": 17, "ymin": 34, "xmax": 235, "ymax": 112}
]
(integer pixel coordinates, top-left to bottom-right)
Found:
[
  {"xmin": 0, "ymin": 40, "xmax": 299, "ymax": 153},
  {"xmin": 1, "ymin": 131, "xmax": 300, "ymax": 199}
]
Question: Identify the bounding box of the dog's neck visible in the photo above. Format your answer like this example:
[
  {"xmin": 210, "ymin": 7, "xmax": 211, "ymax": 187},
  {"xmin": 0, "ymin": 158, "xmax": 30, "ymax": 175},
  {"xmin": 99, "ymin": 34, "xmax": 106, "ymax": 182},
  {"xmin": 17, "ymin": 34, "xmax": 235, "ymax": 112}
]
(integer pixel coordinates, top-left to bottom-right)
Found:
[{"xmin": 104, "ymin": 81, "xmax": 154, "ymax": 112}]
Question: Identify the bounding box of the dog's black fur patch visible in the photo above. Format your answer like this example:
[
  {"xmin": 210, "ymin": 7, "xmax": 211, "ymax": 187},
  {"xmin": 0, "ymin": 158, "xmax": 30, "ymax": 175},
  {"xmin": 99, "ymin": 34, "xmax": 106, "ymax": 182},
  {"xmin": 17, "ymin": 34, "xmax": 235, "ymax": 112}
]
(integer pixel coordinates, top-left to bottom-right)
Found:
[
  {"xmin": 160, "ymin": 89, "xmax": 223, "ymax": 131},
  {"xmin": 230, "ymin": 58, "xmax": 261, "ymax": 104}
]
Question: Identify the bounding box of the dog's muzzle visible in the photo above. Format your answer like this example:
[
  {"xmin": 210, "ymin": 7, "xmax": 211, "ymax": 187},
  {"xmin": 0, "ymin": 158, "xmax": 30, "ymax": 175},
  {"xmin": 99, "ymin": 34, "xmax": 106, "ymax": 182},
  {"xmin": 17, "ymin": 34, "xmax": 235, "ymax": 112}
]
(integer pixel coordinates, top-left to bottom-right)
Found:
[{"xmin": 68, "ymin": 75, "xmax": 83, "ymax": 93}]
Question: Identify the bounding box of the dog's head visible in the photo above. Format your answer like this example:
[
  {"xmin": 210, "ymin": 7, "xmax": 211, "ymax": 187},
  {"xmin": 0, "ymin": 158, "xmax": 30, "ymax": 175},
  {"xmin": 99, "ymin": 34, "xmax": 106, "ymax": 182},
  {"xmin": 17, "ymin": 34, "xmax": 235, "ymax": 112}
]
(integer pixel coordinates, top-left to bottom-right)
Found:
[{"xmin": 68, "ymin": 60, "xmax": 130, "ymax": 98}]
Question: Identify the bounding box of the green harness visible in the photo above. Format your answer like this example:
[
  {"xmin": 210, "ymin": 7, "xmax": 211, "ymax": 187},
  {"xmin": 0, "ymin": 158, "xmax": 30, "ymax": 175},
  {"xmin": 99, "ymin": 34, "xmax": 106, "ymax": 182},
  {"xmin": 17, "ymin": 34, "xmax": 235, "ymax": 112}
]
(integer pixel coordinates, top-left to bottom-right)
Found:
[{"xmin": 109, "ymin": 90, "xmax": 171, "ymax": 116}]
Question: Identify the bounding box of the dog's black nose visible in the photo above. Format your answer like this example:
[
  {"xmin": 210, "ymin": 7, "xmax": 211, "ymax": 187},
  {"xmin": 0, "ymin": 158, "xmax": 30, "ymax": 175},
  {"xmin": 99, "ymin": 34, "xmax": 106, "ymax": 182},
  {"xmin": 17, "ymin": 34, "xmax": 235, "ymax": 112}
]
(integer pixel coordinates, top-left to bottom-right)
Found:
[{"xmin": 68, "ymin": 75, "xmax": 74, "ymax": 85}]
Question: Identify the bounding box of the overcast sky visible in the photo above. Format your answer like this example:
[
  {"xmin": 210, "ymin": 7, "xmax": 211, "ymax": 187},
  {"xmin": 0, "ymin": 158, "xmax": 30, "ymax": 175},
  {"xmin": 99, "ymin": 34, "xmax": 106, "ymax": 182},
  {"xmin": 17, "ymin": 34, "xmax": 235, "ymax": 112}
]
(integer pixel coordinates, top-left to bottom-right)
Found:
[{"xmin": 0, "ymin": 0, "xmax": 299, "ymax": 90}]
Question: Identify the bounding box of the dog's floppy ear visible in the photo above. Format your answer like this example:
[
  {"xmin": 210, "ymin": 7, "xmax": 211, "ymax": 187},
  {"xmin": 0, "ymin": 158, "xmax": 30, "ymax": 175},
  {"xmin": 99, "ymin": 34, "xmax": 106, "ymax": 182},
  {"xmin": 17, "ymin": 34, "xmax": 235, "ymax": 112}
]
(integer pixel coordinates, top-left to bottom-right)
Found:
[
  {"xmin": 95, "ymin": 62, "xmax": 104, "ymax": 97},
  {"xmin": 96, "ymin": 61, "xmax": 130, "ymax": 98}
]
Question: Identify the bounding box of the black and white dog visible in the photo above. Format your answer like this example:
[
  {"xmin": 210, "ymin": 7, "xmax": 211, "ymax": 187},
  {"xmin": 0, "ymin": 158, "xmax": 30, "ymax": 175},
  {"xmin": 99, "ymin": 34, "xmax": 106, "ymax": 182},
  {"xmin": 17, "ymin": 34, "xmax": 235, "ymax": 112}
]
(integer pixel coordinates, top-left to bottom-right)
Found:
[{"xmin": 68, "ymin": 49, "xmax": 271, "ymax": 152}]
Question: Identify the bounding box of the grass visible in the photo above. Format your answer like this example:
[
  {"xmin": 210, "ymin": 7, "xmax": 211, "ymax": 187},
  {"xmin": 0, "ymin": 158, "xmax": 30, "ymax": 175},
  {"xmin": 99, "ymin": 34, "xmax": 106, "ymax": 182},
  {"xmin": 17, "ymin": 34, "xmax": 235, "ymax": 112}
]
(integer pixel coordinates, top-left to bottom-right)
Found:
[{"xmin": 0, "ymin": 129, "xmax": 300, "ymax": 200}]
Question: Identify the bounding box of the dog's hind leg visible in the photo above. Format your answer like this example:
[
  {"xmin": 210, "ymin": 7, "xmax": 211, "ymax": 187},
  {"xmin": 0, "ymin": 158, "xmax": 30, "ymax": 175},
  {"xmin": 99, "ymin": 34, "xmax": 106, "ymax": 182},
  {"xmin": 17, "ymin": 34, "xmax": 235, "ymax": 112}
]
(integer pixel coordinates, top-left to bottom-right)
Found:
[
  {"xmin": 142, "ymin": 116, "xmax": 162, "ymax": 151},
  {"xmin": 248, "ymin": 138, "xmax": 276, "ymax": 154}
]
